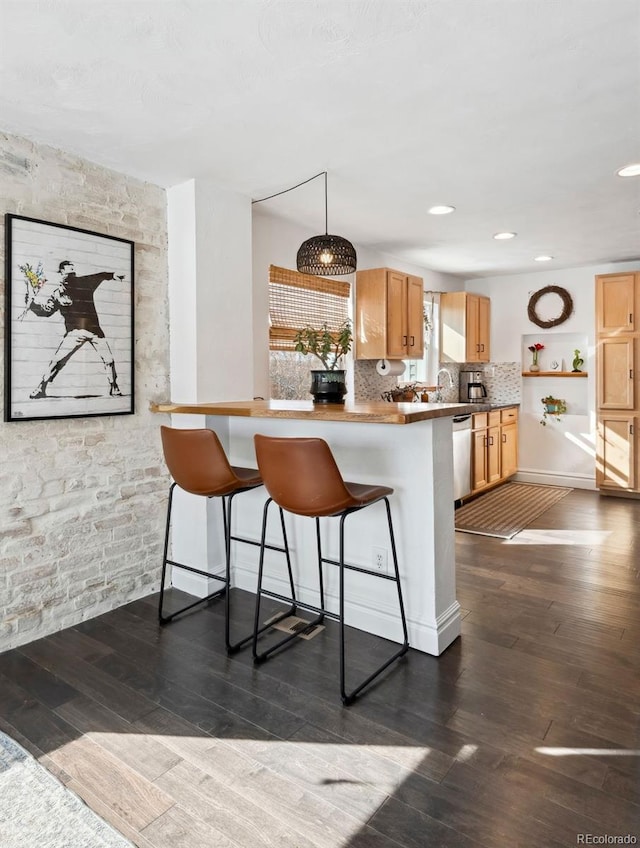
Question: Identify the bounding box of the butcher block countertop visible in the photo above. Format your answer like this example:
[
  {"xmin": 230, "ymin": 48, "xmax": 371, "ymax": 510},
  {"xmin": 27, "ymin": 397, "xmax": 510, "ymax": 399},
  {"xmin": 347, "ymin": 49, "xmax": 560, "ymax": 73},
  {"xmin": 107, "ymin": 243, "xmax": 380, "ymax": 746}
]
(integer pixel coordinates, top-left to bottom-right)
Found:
[{"xmin": 149, "ymin": 399, "xmax": 480, "ymax": 425}]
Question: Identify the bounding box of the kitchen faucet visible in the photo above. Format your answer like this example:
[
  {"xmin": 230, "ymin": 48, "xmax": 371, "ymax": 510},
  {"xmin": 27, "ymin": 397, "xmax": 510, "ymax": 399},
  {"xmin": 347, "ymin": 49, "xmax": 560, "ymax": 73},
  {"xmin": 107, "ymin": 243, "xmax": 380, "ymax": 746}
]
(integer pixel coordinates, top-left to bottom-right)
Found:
[{"xmin": 434, "ymin": 367, "xmax": 454, "ymax": 402}]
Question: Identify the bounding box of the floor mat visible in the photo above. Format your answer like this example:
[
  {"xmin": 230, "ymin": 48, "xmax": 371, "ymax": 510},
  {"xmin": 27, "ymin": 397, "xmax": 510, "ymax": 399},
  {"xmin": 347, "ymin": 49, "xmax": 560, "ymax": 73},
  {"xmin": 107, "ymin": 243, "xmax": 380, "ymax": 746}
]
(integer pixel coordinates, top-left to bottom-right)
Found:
[
  {"xmin": 0, "ymin": 730, "xmax": 134, "ymax": 848},
  {"xmin": 455, "ymin": 482, "xmax": 572, "ymax": 539}
]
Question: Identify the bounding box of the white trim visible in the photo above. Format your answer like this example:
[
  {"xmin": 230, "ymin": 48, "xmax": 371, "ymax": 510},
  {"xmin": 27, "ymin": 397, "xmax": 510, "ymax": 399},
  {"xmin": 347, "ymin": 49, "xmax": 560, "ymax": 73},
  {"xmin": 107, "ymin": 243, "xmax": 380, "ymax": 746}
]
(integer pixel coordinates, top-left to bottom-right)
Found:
[
  {"xmin": 171, "ymin": 567, "xmax": 224, "ymax": 596},
  {"xmin": 514, "ymin": 469, "xmax": 596, "ymax": 490}
]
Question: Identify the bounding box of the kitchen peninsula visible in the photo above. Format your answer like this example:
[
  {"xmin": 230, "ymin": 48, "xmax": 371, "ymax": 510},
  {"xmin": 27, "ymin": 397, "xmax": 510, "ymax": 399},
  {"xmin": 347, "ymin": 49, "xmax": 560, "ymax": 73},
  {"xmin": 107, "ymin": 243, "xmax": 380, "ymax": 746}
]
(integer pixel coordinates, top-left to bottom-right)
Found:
[{"xmin": 151, "ymin": 399, "xmax": 477, "ymax": 655}]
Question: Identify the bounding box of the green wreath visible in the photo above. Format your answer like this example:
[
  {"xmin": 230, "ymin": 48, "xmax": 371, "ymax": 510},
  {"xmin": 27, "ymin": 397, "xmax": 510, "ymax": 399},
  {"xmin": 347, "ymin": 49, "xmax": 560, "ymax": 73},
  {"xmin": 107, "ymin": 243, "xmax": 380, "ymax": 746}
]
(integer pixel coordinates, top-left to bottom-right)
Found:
[{"xmin": 527, "ymin": 285, "xmax": 574, "ymax": 328}]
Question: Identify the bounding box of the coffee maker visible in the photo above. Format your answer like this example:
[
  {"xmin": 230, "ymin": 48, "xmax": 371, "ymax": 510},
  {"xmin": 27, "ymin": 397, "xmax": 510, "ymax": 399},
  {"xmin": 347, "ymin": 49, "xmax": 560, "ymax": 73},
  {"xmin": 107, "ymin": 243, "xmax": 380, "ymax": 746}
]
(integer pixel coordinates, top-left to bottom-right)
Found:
[{"xmin": 459, "ymin": 369, "xmax": 488, "ymax": 403}]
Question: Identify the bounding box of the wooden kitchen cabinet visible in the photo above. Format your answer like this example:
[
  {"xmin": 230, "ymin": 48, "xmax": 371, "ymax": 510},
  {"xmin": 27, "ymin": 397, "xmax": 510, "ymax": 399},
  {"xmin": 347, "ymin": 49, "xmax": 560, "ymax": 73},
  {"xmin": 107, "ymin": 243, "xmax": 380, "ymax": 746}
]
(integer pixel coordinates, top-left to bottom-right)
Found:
[
  {"xmin": 595, "ymin": 271, "xmax": 640, "ymax": 494},
  {"xmin": 500, "ymin": 407, "xmax": 519, "ymax": 482},
  {"xmin": 440, "ymin": 292, "xmax": 490, "ymax": 363},
  {"xmin": 355, "ymin": 268, "xmax": 424, "ymax": 359},
  {"xmin": 471, "ymin": 410, "xmax": 500, "ymax": 493},
  {"xmin": 596, "ymin": 414, "xmax": 636, "ymax": 491},
  {"xmin": 597, "ymin": 337, "xmax": 634, "ymax": 409},
  {"xmin": 471, "ymin": 407, "xmax": 518, "ymax": 495},
  {"xmin": 596, "ymin": 273, "xmax": 636, "ymax": 334}
]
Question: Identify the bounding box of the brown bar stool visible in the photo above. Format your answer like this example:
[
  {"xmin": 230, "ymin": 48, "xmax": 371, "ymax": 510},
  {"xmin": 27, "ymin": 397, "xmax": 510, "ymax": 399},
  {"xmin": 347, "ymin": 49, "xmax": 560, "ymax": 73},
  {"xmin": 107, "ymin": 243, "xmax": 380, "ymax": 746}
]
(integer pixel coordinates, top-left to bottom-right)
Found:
[
  {"xmin": 252, "ymin": 434, "xmax": 409, "ymax": 705},
  {"xmin": 159, "ymin": 426, "xmax": 296, "ymax": 653}
]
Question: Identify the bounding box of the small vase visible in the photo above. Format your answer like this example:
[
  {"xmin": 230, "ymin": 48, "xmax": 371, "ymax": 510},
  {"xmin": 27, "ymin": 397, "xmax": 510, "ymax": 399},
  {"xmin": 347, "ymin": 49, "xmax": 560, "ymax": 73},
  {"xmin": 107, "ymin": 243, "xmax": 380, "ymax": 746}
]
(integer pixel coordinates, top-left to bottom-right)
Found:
[{"xmin": 529, "ymin": 363, "xmax": 540, "ymax": 372}]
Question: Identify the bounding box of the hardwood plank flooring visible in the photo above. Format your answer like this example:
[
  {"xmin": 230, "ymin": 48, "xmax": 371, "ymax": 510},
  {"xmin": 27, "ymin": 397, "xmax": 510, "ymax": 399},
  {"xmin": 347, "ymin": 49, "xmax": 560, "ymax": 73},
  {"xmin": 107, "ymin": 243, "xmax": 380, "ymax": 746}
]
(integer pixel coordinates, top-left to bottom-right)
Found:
[{"xmin": 1, "ymin": 488, "xmax": 639, "ymax": 847}]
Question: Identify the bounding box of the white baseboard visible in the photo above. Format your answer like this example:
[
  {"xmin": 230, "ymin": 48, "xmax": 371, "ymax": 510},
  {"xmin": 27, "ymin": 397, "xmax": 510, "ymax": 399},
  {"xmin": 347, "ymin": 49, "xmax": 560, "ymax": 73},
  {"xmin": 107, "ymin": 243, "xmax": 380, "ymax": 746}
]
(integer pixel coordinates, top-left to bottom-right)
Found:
[
  {"xmin": 515, "ymin": 469, "xmax": 596, "ymax": 490},
  {"xmin": 171, "ymin": 565, "xmax": 225, "ymax": 596}
]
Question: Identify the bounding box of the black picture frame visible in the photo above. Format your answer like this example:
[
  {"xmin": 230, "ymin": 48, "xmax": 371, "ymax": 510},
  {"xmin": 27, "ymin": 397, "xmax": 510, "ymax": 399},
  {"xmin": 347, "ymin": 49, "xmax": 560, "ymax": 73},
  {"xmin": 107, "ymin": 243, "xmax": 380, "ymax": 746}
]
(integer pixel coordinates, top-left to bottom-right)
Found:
[{"xmin": 4, "ymin": 214, "xmax": 135, "ymax": 422}]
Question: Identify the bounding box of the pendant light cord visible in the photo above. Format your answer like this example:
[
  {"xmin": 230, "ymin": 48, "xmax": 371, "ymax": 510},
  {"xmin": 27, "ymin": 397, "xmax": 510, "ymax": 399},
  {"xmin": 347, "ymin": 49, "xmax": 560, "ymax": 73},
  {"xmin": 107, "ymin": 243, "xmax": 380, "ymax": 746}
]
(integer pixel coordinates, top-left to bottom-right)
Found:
[
  {"xmin": 252, "ymin": 171, "xmax": 329, "ymax": 234},
  {"xmin": 324, "ymin": 171, "xmax": 328, "ymax": 234}
]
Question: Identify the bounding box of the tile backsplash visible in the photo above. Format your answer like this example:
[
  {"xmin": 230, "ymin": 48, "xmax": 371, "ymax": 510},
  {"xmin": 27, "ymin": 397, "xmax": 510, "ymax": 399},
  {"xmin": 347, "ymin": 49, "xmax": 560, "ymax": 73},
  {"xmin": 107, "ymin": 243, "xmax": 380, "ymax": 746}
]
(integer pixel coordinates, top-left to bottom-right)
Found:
[
  {"xmin": 353, "ymin": 360, "xmax": 400, "ymax": 401},
  {"xmin": 354, "ymin": 360, "xmax": 521, "ymax": 404},
  {"xmin": 482, "ymin": 362, "xmax": 521, "ymax": 404}
]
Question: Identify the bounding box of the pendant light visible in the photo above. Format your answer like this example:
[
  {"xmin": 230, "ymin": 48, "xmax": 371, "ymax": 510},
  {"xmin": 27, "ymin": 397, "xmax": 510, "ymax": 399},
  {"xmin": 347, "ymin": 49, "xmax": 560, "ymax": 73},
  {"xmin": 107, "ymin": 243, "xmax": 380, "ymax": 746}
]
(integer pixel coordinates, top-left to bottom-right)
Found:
[{"xmin": 252, "ymin": 171, "xmax": 357, "ymax": 276}]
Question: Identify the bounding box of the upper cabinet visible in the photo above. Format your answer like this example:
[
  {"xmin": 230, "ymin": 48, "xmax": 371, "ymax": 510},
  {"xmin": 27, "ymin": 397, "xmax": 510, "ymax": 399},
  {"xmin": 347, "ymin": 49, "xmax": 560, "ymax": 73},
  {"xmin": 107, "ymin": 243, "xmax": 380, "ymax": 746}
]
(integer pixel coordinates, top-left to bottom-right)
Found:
[
  {"xmin": 355, "ymin": 268, "xmax": 424, "ymax": 360},
  {"xmin": 440, "ymin": 292, "xmax": 491, "ymax": 363},
  {"xmin": 596, "ymin": 273, "xmax": 636, "ymax": 334}
]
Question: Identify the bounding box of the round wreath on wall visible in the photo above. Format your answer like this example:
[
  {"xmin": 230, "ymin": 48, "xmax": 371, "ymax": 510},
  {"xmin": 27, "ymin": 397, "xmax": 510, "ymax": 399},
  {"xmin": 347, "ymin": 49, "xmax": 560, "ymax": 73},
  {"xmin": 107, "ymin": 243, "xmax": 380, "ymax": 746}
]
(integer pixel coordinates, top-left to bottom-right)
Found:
[{"xmin": 527, "ymin": 285, "xmax": 574, "ymax": 328}]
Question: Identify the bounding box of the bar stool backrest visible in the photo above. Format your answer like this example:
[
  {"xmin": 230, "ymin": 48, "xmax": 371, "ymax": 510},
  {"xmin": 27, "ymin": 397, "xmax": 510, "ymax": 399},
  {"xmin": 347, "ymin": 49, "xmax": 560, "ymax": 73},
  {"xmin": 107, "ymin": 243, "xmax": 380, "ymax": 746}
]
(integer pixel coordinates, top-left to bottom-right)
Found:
[
  {"xmin": 161, "ymin": 426, "xmax": 237, "ymax": 496},
  {"xmin": 254, "ymin": 435, "xmax": 354, "ymax": 517}
]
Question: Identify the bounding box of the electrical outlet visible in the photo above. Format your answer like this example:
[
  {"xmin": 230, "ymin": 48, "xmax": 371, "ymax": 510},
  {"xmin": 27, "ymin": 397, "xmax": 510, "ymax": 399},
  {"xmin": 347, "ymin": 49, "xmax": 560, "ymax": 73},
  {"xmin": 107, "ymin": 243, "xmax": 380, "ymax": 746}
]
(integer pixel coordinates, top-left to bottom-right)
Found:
[{"xmin": 372, "ymin": 546, "xmax": 388, "ymax": 573}]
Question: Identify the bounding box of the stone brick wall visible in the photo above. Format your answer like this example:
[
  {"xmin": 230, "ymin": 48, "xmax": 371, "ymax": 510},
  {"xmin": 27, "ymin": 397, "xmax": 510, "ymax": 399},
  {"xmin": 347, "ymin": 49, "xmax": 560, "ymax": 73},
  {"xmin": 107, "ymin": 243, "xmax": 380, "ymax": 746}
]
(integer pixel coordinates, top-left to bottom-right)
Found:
[{"xmin": 0, "ymin": 132, "xmax": 170, "ymax": 652}]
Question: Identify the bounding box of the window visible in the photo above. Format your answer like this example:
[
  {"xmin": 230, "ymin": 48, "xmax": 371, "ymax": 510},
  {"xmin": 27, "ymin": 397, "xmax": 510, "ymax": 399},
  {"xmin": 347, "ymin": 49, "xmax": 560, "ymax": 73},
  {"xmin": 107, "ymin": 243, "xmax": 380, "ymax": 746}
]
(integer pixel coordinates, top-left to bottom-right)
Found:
[
  {"xmin": 404, "ymin": 293, "xmax": 440, "ymax": 385},
  {"xmin": 268, "ymin": 265, "xmax": 350, "ymax": 399}
]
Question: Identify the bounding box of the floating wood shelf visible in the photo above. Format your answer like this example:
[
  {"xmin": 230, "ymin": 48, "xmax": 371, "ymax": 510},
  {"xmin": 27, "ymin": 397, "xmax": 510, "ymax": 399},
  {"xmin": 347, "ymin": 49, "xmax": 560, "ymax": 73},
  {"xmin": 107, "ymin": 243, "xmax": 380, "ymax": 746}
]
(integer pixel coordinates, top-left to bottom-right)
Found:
[{"xmin": 521, "ymin": 371, "xmax": 588, "ymax": 377}]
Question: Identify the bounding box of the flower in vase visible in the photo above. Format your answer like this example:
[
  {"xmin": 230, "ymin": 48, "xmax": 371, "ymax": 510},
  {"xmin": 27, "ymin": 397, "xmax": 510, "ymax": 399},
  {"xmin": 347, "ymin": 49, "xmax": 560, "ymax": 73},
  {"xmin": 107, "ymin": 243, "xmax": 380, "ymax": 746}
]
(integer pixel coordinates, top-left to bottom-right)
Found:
[{"xmin": 528, "ymin": 342, "xmax": 544, "ymax": 366}]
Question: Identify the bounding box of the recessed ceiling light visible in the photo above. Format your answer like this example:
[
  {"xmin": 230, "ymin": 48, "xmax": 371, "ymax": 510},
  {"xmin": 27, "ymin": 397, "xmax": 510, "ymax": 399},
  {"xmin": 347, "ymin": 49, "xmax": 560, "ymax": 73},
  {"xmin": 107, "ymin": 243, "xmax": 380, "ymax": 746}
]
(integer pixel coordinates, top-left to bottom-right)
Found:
[
  {"xmin": 617, "ymin": 163, "xmax": 640, "ymax": 177},
  {"xmin": 493, "ymin": 232, "xmax": 517, "ymax": 240},
  {"xmin": 534, "ymin": 255, "xmax": 553, "ymax": 262},
  {"xmin": 428, "ymin": 205, "xmax": 456, "ymax": 215}
]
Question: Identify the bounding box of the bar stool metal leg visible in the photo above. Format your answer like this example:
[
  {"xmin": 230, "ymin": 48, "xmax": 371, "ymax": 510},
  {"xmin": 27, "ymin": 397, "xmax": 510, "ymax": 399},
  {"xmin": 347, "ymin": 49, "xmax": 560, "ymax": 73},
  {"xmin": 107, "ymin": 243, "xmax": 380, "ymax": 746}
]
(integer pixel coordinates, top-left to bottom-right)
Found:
[
  {"xmin": 159, "ymin": 483, "xmax": 227, "ymax": 624},
  {"xmin": 385, "ymin": 497, "xmax": 409, "ymax": 648},
  {"xmin": 315, "ymin": 517, "xmax": 326, "ymax": 620},
  {"xmin": 339, "ymin": 498, "xmax": 409, "ymax": 705},
  {"xmin": 251, "ymin": 498, "xmax": 299, "ymax": 660}
]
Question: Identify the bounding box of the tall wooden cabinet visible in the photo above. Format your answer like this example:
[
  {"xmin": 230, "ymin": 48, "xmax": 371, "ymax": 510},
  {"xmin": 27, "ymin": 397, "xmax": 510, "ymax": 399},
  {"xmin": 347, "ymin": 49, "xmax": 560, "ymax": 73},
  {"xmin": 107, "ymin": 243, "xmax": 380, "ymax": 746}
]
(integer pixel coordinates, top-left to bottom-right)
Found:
[
  {"xmin": 355, "ymin": 268, "xmax": 424, "ymax": 359},
  {"xmin": 595, "ymin": 271, "xmax": 640, "ymax": 494},
  {"xmin": 440, "ymin": 292, "xmax": 491, "ymax": 363}
]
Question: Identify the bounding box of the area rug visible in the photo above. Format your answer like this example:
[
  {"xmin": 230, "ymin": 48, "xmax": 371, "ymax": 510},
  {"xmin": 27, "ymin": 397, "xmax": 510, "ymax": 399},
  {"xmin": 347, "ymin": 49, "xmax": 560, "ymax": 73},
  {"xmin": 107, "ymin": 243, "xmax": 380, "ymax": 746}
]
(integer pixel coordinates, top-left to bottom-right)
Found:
[
  {"xmin": 455, "ymin": 482, "xmax": 572, "ymax": 539},
  {"xmin": 0, "ymin": 731, "xmax": 134, "ymax": 848}
]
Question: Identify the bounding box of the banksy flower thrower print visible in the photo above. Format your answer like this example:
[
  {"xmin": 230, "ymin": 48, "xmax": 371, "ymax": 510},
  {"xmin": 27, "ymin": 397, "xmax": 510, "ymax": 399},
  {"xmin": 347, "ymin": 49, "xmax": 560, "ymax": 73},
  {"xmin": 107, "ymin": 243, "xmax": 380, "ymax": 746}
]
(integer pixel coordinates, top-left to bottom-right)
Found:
[{"xmin": 4, "ymin": 214, "xmax": 134, "ymax": 422}]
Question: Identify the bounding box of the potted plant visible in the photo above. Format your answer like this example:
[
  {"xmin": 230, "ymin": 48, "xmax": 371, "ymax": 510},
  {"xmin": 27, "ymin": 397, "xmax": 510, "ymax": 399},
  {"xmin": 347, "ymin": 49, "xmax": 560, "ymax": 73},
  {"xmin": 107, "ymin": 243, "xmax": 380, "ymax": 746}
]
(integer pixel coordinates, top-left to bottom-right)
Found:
[
  {"xmin": 294, "ymin": 319, "xmax": 353, "ymax": 404},
  {"xmin": 540, "ymin": 395, "xmax": 567, "ymax": 425},
  {"xmin": 572, "ymin": 349, "xmax": 584, "ymax": 372}
]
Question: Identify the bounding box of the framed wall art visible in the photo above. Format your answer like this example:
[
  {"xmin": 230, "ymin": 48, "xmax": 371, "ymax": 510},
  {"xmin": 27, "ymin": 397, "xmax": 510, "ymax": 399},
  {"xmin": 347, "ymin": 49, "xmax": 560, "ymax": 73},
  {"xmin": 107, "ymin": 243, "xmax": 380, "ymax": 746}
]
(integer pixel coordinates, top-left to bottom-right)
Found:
[{"xmin": 4, "ymin": 214, "xmax": 135, "ymax": 422}]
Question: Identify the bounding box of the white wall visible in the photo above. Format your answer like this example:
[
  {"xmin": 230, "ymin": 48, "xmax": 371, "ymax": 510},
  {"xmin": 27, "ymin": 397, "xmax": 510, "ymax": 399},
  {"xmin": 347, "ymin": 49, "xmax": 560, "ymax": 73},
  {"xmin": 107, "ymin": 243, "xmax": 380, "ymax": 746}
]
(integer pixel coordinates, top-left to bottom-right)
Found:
[
  {"xmin": 466, "ymin": 260, "xmax": 640, "ymax": 488},
  {"xmin": 169, "ymin": 180, "xmax": 253, "ymax": 402},
  {"xmin": 0, "ymin": 131, "xmax": 170, "ymax": 652}
]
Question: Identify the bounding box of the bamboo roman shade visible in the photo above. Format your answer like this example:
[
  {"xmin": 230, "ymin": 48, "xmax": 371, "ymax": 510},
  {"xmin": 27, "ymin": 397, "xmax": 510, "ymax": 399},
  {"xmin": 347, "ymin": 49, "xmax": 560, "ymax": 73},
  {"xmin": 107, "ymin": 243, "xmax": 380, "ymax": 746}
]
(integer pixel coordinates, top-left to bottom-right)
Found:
[{"xmin": 268, "ymin": 265, "xmax": 350, "ymax": 351}]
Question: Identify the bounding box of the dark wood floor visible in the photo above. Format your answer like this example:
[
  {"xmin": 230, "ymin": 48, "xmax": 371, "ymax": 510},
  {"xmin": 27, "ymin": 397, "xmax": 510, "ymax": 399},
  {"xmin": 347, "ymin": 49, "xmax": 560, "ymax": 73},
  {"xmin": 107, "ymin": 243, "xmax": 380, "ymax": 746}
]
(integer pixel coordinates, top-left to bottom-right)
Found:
[{"xmin": 1, "ymin": 488, "xmax": 639, "ymax": 848}]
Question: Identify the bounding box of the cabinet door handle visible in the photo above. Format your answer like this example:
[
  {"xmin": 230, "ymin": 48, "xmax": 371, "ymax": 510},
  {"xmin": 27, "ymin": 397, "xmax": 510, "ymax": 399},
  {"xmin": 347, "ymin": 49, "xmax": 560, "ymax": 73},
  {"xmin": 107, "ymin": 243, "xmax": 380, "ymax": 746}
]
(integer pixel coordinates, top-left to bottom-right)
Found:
[
  {"xmin": 476, "ymin": 343, "xmax": 480, "ymax": 352},
  {"xmin": 502, "ymin": 433, "xmax": 507, "ymax": 443},
  {"xmin": 489, "ymin": 436, "xmax": 494, "ymax": 446},
  {"xmin": 402, "ymin": 335, "xmax": 408, "ymax": 346},
  {"xmin": 480, "ymin": 343, "xmax": 485, "ymax": 352},
  {"xmin": 410, "ymin": 335, "xmax": 415, "ymax": 346},
  {"xmin": 483, "ymin": 436, "xmax": 488, "ymax": 447},
  {"xmin": 631, "ymin": 424, "xmax": 634, "ymax": 435},
  {"xmin": 630, "ymin": 313, "xmax": 633, "ymax": 324},
  {"xmin": 630, "ymin": 369, "xmax": 633, "ymax": 380}
]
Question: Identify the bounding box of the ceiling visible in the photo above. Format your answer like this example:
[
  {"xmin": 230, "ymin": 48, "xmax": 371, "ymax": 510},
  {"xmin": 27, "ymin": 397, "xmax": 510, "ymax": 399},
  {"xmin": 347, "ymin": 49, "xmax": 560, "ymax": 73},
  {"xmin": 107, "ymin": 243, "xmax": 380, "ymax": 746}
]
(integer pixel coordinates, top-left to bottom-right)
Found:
[{"xmin": 0, "ymin": 0, "xmax": 639, "ymax": 278}]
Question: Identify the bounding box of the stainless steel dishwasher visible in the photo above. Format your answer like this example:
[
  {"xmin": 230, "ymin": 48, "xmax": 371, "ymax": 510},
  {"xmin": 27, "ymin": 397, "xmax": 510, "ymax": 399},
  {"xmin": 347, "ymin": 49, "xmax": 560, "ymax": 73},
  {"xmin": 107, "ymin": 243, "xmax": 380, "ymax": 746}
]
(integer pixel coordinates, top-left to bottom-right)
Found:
[{"xmin": 452, "ymin": 414, "xmax": 472, "ymax": 503}]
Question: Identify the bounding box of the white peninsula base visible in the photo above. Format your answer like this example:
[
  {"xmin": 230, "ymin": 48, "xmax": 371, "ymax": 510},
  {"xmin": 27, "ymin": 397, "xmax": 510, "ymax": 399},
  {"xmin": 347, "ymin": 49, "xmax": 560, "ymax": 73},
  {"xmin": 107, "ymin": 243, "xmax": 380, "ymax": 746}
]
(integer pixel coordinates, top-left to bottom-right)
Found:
[{"xmin": 158, "ymin": 401, "xmax": 463, "ymax": 656}]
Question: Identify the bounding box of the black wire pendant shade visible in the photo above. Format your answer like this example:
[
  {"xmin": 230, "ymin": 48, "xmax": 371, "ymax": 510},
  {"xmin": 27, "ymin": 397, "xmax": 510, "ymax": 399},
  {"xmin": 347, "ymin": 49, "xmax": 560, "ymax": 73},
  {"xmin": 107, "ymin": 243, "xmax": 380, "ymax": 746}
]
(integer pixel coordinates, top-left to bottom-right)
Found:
[
  {"xmin": 297, "ymin": 233, "xmax": 357, "ymax": 276},
  {"xmin": 252, "ymin": 171, "xmax": 357, "ymax": 276}
]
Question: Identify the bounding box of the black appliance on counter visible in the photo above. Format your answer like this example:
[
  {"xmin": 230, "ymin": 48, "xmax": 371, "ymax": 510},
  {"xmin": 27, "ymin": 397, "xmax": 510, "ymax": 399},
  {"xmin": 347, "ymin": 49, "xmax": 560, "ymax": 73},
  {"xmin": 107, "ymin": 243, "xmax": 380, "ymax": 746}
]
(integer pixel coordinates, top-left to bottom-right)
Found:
[{"xmin": 459, "ymin": 369, "xmax": 488, "ymax": 403}]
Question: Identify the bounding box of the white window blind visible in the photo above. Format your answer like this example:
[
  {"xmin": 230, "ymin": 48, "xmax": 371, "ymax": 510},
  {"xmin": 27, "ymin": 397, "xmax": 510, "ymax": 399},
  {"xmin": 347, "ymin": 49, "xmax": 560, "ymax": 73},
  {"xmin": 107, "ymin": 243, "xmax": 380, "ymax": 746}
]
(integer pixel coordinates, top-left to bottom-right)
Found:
[{"xmin": 268, "ymin": 265, "xmax": 350, "ymax": 351}]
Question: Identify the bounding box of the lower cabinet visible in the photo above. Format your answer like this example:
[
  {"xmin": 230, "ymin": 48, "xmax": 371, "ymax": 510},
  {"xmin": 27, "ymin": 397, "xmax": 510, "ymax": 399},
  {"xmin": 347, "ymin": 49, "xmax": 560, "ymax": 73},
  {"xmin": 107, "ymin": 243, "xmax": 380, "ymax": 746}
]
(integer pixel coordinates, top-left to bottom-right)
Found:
[
  {"xmin": 500, "ymin": 421, "xmax": 518, "ymax": 479},
  {"xmin": 596, "ymin": 413, "xmax": 636, "ymax": 491},
  {"xmin": 471, "ymin": 407, "xmax": 519, "ymax": 495}
]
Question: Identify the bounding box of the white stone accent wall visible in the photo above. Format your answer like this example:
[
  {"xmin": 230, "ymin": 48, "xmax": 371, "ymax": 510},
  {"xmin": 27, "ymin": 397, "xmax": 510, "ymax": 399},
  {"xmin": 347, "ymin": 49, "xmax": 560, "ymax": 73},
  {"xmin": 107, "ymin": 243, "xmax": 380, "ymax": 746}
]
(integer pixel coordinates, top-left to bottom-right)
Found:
[{"xmin": 0, "ymin": 132, "xmax": 170, "ymax": 652}]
